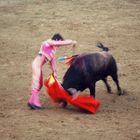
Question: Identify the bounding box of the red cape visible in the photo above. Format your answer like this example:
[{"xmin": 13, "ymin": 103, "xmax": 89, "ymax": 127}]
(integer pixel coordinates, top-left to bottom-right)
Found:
[{"xmin": 44, "ymin": 74, "xmax": 100, "ymax": 113}]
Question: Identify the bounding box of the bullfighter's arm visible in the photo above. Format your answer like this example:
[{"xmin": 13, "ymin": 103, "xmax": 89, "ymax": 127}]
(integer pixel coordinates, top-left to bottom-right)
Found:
[{"xmin": 47, "ymin": 39, "xmax": 77, "ymax": 47}]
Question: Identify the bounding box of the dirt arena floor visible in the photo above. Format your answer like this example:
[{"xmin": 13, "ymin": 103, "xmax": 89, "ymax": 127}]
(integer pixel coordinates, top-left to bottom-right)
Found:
[{"xmin": 0, "ymin": 0, "xmax": 140, "ymax": 140}]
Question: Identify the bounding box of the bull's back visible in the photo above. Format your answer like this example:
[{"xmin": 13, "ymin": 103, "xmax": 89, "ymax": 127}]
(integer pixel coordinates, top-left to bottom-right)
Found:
[{"xmin": 73, "ymin": 52, "xmax": 116, "ymax": 77}]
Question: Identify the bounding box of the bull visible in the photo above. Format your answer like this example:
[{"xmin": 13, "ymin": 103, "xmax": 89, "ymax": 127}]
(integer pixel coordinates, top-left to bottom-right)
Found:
[{"xmin": 62, "ymin": 42, "xmax": 123, "ymax": 98}]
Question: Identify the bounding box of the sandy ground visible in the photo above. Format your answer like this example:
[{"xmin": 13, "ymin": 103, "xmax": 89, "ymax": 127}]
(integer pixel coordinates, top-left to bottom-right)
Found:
[{"xmin": 0, "ymin": 0, "xmax": 140, "ymax": 140}]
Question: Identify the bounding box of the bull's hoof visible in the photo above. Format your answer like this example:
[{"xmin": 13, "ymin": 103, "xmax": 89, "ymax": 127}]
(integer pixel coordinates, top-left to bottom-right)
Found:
[
  {"xmin": 108, "ymin": 92, "xmax": 113, "ymax": 94},
  {"xmin": 118, "ymin": 90, "xmax": 124, "ymax": 96},
  {"xmin": 62, "ymin": 101, "xmax": 67, "ymax": 108},
  {"xmin": 59, "ymin": 101, "xmax": 67, "ymax": 108}
]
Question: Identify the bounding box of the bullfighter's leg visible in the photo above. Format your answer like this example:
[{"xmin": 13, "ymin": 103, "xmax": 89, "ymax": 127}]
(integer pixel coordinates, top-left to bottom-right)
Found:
[
  {"xmin": 102, "ymin": 78, "xmax": 111, "ymax": 93},
  {"xmin": 111, "ymin": 73, "xmax": 123, "ymax": 96}
]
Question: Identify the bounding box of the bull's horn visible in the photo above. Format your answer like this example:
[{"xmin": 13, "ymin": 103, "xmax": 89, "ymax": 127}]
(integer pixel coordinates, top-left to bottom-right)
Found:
[{"xmin": 67, "ymin": 88, "xmax": 77, "ymax": 95}]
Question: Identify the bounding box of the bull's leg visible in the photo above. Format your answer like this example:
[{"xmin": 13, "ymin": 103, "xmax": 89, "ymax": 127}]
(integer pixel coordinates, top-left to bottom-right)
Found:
[
  {"xmin": 102, "ymin": 78, "xmax": 111, "ymax": 93},
  {"xmin": 89, "ymin": 83, "xmax": 96, "ymax": 97},
  {"xmin": 111, "ymin": 73, "xmax": 123, "ymax": 96}
]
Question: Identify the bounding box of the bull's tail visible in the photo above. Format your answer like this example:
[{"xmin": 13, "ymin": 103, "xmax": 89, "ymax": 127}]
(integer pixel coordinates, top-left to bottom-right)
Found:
[{"xmin": 96, "ymin": 42, "xmax": 109, "ymax": 52}]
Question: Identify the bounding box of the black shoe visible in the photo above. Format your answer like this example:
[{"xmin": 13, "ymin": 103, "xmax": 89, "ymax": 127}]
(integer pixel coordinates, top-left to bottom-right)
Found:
[{"xmin": 27, "ymin": 103, "xmax": 43, "ymax": 110}]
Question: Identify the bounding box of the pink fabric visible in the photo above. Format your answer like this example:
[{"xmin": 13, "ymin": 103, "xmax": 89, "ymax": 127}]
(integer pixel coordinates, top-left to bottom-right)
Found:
[
  {"xmin": 31, "ymin": 55, "xmax": 46, "ymax": 90},
  {"xmin": 39, "ymin": 42, "xmax": 55, "ymax": 61},
  {"xmin": 28, "ymin": 89, "xmax": 41, "ymax": 107},
  {"xmin": 47, "ymin": 39, "xmax": 74, "ymax": 46},
  {"xmin": 38, "ymin": 40, "xmax": 75, "ymax": 77},
  {"xmin": 31, "ymin": 41, "xmax": 58, "ymax": 92},
  {"xmin": 29, "ymin": 39, "xmax": 75, "ymax": 106}
]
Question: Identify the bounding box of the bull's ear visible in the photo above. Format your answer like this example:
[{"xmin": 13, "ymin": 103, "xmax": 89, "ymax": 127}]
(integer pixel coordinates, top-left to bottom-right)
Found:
[{"xmin": 67, "ymin": 88, "xmax": 77, "ymax": 95}]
